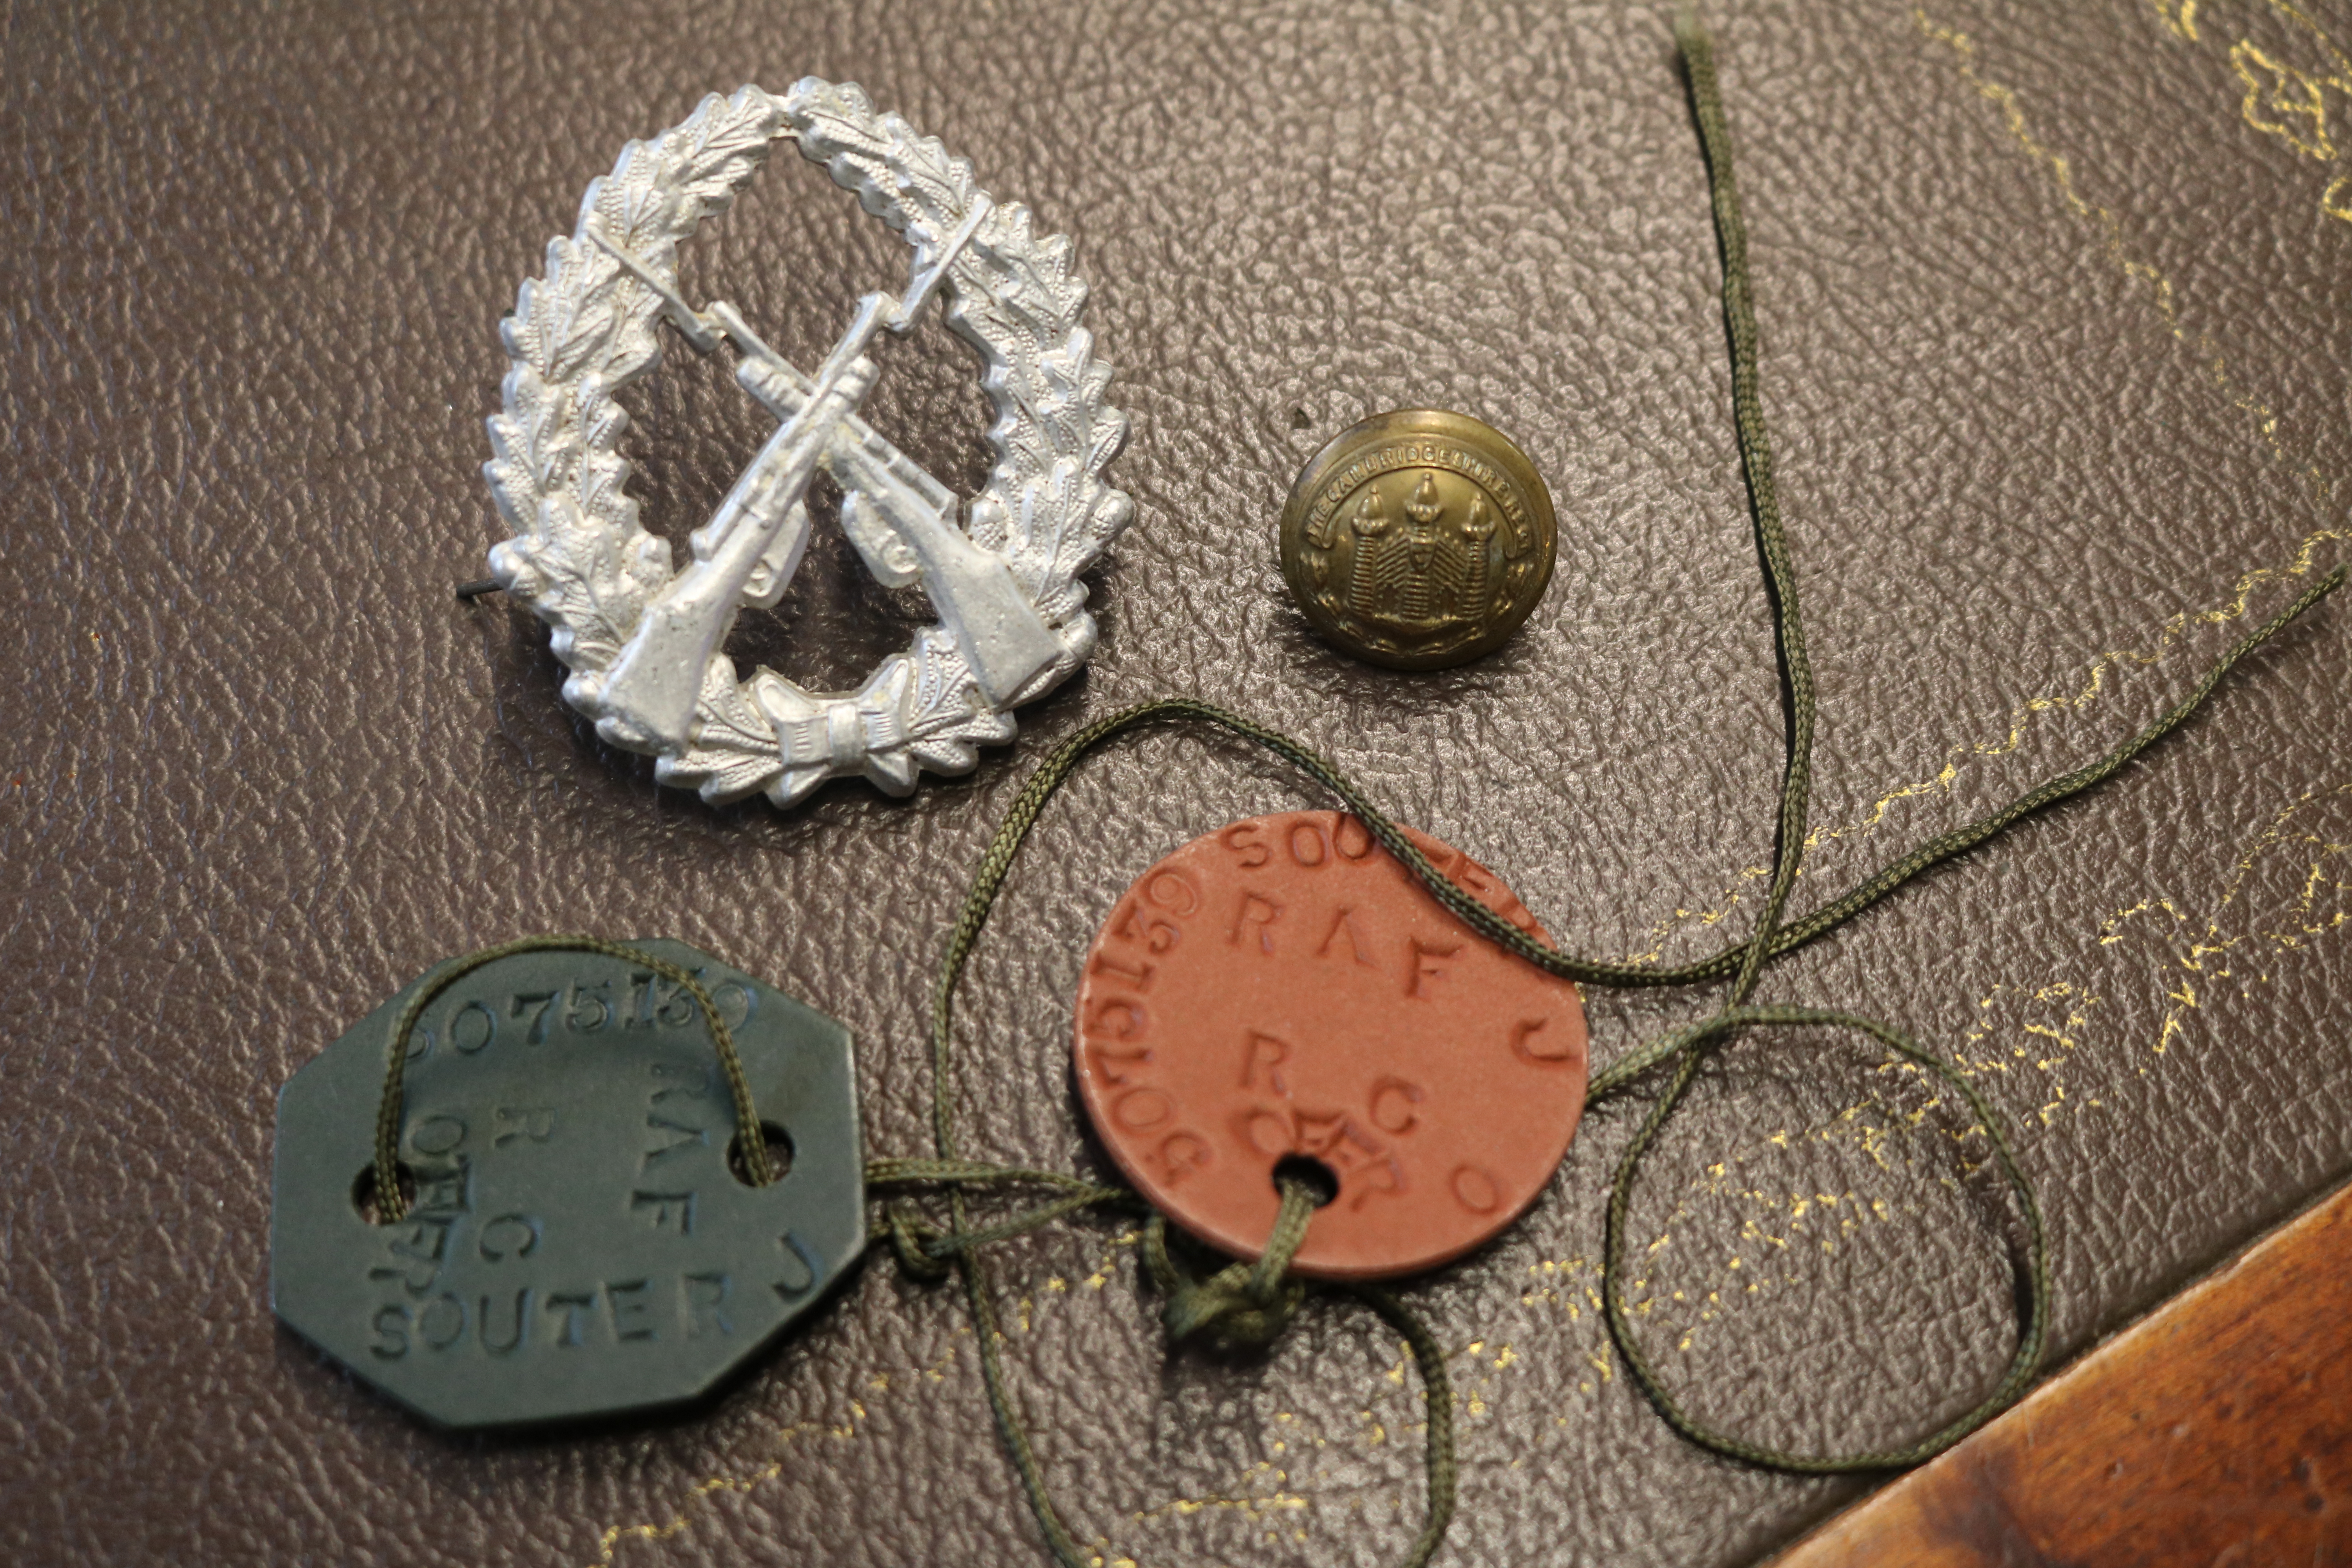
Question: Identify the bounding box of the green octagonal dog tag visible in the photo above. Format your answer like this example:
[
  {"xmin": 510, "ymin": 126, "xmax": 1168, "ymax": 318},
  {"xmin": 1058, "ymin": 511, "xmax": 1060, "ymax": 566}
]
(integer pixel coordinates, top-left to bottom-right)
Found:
[{"xmin": 272, "ymin": 938, "xmax": 862, "ymax": 1428}]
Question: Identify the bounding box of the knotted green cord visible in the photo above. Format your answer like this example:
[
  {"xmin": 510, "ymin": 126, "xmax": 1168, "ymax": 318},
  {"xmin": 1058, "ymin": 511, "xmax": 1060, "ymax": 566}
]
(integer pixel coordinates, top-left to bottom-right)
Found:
[
  {"xmin": 1152, "ymin": 1177, "xmax": 1318, "ymax": 1348},
  {"xmin": 873, "ymin": 10, "xmax": 2344, "ymax": 1559}
]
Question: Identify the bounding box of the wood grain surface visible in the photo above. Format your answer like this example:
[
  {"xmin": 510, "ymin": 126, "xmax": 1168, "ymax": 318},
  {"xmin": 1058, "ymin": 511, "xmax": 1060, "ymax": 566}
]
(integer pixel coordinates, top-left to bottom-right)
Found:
[{"xmin": 1772, "ymin": 1179, "xmax": 2352, "ymax": 1567}]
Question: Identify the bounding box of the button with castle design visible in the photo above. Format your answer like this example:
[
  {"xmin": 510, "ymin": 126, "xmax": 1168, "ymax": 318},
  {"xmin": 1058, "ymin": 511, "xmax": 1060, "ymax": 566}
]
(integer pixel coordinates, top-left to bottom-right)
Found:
[
  {"xmin": 1279, "ymin": 409, "xmax": 1558, "ymax": 670},
  {"xmin": 1073, "ymin": 812, "xmax": 1588, "ymax": 1280},
  {"xmin": 270, "ymin": 939, "xmax": 862, "ymax": 1428}
]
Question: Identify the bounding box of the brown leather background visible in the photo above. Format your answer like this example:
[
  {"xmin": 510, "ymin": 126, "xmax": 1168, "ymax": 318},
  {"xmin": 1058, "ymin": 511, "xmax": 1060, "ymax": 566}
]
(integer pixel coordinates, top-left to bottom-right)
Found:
[{"xmin": 5, "ymin": 1, "xmax": 2349, "ymax": 1564}]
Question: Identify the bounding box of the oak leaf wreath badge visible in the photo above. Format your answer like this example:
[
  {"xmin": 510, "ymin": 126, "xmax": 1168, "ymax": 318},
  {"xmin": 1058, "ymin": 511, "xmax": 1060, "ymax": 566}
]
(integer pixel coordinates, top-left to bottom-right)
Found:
[{"xmin": 485, "ymin": 81, "xmax": 1134, "ymax": 807}]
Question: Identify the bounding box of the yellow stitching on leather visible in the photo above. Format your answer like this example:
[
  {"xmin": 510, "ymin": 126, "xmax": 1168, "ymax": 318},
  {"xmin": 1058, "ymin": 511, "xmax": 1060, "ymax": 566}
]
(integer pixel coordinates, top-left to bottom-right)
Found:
[
  {"xmin": 2233, "ymin": 39, "xmax": 2336, "ymax": 157},
  {"xmin": 2163, "ymin": 3, "xmax": 2352, "ymax": 220},
  {"xmin": 1577, "ymin": 774, "xmax": 2347, "ymax": 1363},
  {"xmin": 2255, "ymin": 1, "xmax": 2352, "ymax": 92},
  {"xmin": 2152, "ymin": 779, "xmax": 2352, "ymax": 1053},
  {"xmin": 584, "ymin": 1345, "xmax": 956, "ymax": 1565},
  {"xmin": 1915, "ymin": 10, "xmax": 2345, "ymax": 479},
  {"xmin": 590, "ymin": 1457, "xmax": 791, "ymax": 1566},
  {"xmin": 1614, "ymin": 526, "xmax": 2346, "ymax": 967},
  {"xmin": 1131, "ymin": 1486, "xmax": 1310, "ymax": 1526}
]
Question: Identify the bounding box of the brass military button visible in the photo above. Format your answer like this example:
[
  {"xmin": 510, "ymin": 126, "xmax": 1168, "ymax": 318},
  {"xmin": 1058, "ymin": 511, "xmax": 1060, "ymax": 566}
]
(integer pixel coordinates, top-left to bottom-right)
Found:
[{"xmin": 1278, "ymin": 410, "xmax": 1557, "ymax": 670}]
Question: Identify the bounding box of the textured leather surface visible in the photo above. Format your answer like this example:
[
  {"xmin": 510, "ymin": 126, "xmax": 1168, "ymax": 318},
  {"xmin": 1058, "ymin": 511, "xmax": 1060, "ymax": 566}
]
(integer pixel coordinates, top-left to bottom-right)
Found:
[{"xmin": 4, "ymin": 1, "xmax": 2348, "ymax": 1564}]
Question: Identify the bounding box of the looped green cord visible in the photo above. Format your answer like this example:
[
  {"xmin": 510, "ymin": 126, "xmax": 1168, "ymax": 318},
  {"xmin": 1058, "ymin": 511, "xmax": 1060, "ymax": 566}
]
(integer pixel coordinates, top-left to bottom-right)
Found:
[
  {"xmin": 372, "ymin": 934, "xmax": 771, "ymax": 1225},
  {"xmin": 873, "ymin": 13, "xmax": 2344, "ymax": 1560},
  {"xmin": 370, "ymin": 13, "xmax": 2343, "ymax": 1564},
  {"xmin": 1601, "ymin": 1006, "xmax": 2047, "ymax": 1467}
]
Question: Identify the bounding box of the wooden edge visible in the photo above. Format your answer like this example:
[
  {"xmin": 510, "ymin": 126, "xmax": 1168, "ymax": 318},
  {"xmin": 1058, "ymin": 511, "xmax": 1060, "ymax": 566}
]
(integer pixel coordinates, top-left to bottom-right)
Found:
[{"xmin": 1766, "ymin": 1175, "xmax": 2352, "ymax": 1568}]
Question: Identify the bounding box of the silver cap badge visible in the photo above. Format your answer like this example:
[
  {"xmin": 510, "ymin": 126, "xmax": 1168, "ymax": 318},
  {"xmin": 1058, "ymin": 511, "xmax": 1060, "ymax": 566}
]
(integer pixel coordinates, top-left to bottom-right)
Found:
[{"xmin": 485, "ymin": 82, "xmax": 1133, "ymax": 807}]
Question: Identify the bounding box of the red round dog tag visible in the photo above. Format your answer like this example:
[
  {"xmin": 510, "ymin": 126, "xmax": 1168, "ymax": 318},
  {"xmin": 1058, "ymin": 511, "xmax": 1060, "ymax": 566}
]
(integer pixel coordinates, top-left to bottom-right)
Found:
[{"xmin": 1072, "ymin": 811, "xmax": 1588, "ymax": 1280}]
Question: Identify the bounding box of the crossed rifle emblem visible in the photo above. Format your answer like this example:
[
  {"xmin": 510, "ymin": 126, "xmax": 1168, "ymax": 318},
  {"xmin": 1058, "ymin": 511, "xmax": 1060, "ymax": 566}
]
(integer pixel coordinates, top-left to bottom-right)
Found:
[{"xmin": 587, "ymin": 197, "xmax": 1062, "ymax": 753}]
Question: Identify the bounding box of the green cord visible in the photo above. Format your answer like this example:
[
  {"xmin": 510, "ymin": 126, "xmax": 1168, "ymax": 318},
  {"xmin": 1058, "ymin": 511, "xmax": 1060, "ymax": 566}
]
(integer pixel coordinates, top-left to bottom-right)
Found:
[
  {"xmin": 368, "ymin": 13, "xmax": 2344, "ymax": 1564},
  {"xmin": 873, "ymin": 11, "xmax": 2342, "ymax": 1561},
  {"xmin": 1681, "ymin": 11, "xmax": 1815, "ymax": 1019},
  {"xmin": 372, "ymin": 934, "xmax": 771, "ymax": 1225},
  {"xmin": 1599, "ymin": 1006, "xmax": 2046, "ymax": 1468}
]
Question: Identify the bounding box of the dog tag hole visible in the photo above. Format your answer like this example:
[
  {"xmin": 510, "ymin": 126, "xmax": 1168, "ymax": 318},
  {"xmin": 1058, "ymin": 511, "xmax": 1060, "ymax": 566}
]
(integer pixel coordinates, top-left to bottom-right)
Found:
[
  {"xmin": 728, "ymin": 1122, "xmax": 795, "ymax": 1186},
  {"xmin": 351, "ymin": 1163, "xmax": 417, "ymax": 1225},
  {"xmin": 1271, "ymin": 1154, "xmax": 1339, "ymax": 1208}
]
